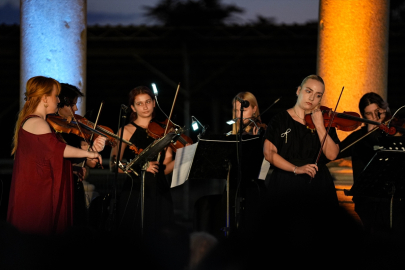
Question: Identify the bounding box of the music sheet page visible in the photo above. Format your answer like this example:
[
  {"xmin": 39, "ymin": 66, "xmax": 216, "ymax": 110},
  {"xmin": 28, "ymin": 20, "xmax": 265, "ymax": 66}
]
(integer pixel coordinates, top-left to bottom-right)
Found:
[{"xmin": 171, "ymin": 142, "xmax": 198, "ymax": 187}]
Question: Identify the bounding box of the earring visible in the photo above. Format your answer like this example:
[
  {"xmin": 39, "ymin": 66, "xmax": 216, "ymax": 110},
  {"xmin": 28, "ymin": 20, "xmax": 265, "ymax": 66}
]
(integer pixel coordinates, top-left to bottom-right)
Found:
[{"xmin": 44, "ymin": 103, "xmax": 48, "ymax": 108}]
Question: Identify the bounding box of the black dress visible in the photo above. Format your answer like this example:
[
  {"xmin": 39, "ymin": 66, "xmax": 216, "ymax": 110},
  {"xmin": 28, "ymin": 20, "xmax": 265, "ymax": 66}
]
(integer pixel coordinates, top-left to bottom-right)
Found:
[
  {"xmin": 264, "ymin": 110, "xmax": 340, "ymax": 214},
  {"xmin": 337, "ymin": 126, "xmax": 405, "ymax": 237},
  {"xmin": 117, "ymin": 122, "xmax": 174, "ymax": 237}
]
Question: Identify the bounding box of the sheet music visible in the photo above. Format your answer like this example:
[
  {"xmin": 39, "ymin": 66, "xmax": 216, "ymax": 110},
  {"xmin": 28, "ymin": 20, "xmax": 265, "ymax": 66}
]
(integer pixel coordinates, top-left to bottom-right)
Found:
[
  {"xmin": 171, "ymin": 142, "xmax": 198, "ymax": 188},
  {"xmin": 258, "ymin": 158, "xmax": 270, "ymax": 180}
]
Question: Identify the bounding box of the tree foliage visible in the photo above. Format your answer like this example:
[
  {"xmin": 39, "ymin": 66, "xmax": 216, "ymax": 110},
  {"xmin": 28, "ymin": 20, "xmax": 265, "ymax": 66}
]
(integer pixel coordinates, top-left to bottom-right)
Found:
[{"xmin": 143, "ymin": 0, "xmax": 244, "ymax": 26}]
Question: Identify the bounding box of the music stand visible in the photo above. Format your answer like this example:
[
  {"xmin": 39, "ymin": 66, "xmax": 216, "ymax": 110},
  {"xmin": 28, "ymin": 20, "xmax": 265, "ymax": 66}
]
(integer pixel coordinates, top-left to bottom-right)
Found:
[
  {"xmin": 123, "ymin": 132, "xmax": 179, "ymax": 236},
  {"xmin": 180, "ymin": 134, "xmax": 264, "ymax": 237},
  {"xmin": 350, "ymin": 150, "xmax": 405, "ymax": 229}
]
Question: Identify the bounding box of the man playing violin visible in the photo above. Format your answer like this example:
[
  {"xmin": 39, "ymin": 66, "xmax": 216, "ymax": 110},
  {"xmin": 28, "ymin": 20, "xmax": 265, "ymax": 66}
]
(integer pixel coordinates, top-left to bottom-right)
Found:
[
  {"xmin": 56, "ymin": 83, "xmax": 106, "ymax": 227},
  {"xmin": 263, "ymin": 75, "xmax": 340, "ymax": 221},
  {"xmin": 109, "ymin": 86, "xmax": 175, "ymax": 238}
]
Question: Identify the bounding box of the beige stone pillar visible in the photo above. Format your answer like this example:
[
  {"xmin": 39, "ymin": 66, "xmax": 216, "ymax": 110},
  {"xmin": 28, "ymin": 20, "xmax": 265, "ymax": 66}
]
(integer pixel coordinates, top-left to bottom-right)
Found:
[
  {"xmin": 20, "ymin": 0, "xmax": 87, "ymax": 114},
  {"xmin": 317, "ymin": 0, "xmax": 390, "ymax": 139}
]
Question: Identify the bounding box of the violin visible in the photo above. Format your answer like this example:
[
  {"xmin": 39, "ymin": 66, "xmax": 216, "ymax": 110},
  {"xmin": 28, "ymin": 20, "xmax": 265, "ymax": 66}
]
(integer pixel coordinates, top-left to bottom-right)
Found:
[
  {"xmin": 46, "ymin": 114, "xmax": 133, "ymax": 147},
  {"xmin": 147, "ymin": 119, "xmax": 193, "ymax": 152},
  {"xmin": 305, "ymin": 106, "xmax": 396, "ymax": 135},
  {"xmin": 242, "ymin": 117, "xmax": 267, "ymax": 135}
]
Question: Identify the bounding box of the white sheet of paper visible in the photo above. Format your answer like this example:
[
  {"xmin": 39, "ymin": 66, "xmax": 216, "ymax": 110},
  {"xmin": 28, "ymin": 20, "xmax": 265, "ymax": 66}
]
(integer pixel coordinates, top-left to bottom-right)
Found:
[
  {"xmin": 171, "ymin": 142, "xmax": 198, "ymax": 188},
  {"xmin": 258, "ymin": 158, "xmax": 270, "ymax": 180}
]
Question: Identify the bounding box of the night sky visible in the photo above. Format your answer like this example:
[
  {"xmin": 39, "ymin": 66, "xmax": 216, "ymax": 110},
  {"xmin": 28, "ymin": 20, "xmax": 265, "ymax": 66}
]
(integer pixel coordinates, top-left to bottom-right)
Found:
[{"xmin": 0, "ymin": 0, "xmax": 319, "ymax": 25}]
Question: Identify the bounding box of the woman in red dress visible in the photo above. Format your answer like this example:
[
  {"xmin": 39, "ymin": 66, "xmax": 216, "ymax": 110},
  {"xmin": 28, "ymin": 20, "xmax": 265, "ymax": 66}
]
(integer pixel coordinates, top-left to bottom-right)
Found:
[{"xmin": 7, "ymin": 76, "xmax": 102, "ymax": 235}]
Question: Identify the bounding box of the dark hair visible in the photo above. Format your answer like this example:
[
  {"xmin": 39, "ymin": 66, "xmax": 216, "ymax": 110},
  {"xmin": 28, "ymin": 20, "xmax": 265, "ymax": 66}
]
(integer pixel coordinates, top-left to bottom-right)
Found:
[
  {"xmin": 358, "ymin": 92, "xmax": 389, "ymax": 118},
  {"xmin": 58, "ymin": 83, "xmax": 83, "ymax": 108},
  {"xmin": 128, "ymin": 86, "xmax": 155, "ymax": 122}
]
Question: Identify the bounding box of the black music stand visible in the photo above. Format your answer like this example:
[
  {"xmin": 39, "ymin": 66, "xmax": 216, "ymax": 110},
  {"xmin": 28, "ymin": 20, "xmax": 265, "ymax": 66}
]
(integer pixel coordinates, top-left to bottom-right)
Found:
[
  {"xmin": 350, "ymin": 150, "xmax": 405, "ymax": 229},
  {"xmin": 183, "ymin": 134, "xmax": 264, "ymax": 237}
]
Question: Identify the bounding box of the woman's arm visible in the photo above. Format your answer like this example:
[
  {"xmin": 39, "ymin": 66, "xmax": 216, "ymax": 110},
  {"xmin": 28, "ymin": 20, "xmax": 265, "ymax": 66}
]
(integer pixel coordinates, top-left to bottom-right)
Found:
[
  {"xmin": 311, "ymin": 110, "xmax": 340, "ymax": 160},
  {"xmin": 64, "ymin": 144, "xmax": 102, "ymax": 164},
  {"xmin": 263, "ymin": 139, "xmax": 318, "ymax": 178},
  {"xmin": 163, "ymin": 147, "xmax": 174, "ymax": 175}
]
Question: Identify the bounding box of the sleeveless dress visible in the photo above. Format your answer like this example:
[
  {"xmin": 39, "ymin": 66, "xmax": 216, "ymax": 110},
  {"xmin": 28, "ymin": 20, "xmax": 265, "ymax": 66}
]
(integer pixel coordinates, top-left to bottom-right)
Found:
[
  {"xmin": 264, "ymin": 110, "xmax": 340, "ymax": 215},
  {"xmin": 117, "ymin": 121, "xmax": 174, "ymax": 237},
  {"xmin": 7, "ymin": 115, "xmax": 74, "ymax": 235}
]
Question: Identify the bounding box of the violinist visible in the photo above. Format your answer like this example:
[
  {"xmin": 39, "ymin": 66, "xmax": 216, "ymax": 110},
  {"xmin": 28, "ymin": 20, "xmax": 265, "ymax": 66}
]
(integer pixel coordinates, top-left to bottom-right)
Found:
[
  {"xmin": 335, "ymin": 92, "xmax": 403, "ymax": 236},
  {"xmin": 56, "ymin": 83, "xmax": 106, "ymax": 227},
  {"xmin": 7, "ymin": 76, "xmax": 102, "ymax": 235},
  {"xmin": 109, "ymin": 86, "xmax": 175, "ymax": 237},
  {"xmin": 336, "ymin": 92, "xmax": 389, "ymax": 181},
  {"xmin": 263, "ymin": 75, "xmax": 340, "ymax": 218},
  {"xmin": 230, "ymin": 92, "xmax": 266, "ymax": 135}
]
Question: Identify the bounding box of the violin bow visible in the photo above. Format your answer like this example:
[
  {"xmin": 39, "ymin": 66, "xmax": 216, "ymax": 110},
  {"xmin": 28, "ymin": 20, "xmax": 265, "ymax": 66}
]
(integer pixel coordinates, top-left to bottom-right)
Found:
[
  {"xmin": 87, "ymin": 101, "xmax": 104, "ymax": 150},
  {"xmin": 65, "ymin": 97, "xmax": 90, "ymax": 147},
  {"xmin": 314, "ymin": 86, "xmax": 344, "ymax": 166},
  {"xmin": 157, "ymin": 82, "xmax": 181, "ymax": 163},
  {"xmin": 164, "ymin": 83, "xmax": 181, "ymax": 136}
]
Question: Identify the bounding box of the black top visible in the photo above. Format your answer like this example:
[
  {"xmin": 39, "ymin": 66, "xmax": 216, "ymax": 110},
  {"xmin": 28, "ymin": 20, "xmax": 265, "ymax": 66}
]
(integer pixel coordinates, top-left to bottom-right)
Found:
[
  {"xmin": 264, "ymin": 110, "xmax": 340, "ymax": 211},
  {"xmin": 336, "ymin": 126, "xmax": 383, "ymax": 182}
]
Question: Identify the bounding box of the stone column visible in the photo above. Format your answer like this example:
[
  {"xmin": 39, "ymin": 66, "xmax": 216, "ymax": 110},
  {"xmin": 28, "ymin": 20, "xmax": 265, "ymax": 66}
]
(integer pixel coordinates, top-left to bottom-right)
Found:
[
  {"xmin": 317, "ymin": 0, "xmax": 390, "ymax": 139},
  {"xmin": 20, "ymin": 0, "xmax": 87, "ymax": 114}
]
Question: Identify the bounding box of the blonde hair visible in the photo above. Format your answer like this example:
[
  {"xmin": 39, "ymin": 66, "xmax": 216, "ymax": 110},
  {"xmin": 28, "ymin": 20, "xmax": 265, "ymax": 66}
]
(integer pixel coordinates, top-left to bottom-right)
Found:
[
  {"xmin": 300, "ymin": 74, "xmax": 325, "ymax": 88},
  {"xmin": 231, "ymin": 92, "xmax": 261, "ymax": 134},
  {"xmin": 11, "ymin": 76, "xmax": 61, "ymax": 155}
]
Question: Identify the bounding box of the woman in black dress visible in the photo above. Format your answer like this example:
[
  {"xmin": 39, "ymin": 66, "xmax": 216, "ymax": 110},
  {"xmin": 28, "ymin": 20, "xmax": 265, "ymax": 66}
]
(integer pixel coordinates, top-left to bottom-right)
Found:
[
  {"xmin": 110, "ymin": 86, "xmax": 175, "ymax": 237},
  {"xmin": 263, "ymin": 75, "xmax": 340, "ymax": 215},
  {"xmin": 336, "ymin": 93, "xmax": 405, "ymax": 237}
]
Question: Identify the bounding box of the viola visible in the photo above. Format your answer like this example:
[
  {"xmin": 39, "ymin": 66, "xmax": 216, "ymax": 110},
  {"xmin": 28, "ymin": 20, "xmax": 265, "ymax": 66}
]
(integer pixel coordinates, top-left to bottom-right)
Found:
[
  {"xmin": 147, "ymin": 119, "xmax": 193, "ymax": 152},
  {"xmin": 46, "ymin": 114, "xmax": 133, "ymax": 147},
  {"xmin": 305, "ymin": 106, "xmax": 396, "ymax": 135}
]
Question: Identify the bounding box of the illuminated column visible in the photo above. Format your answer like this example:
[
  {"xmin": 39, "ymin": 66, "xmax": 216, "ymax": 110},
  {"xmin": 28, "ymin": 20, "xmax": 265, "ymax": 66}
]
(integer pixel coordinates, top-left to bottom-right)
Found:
[
  {"xmin": 317, "ymin": 0, "xmax": 390, "ymax": 138},
  {"xmin": 20, "ymin": 0, "xmax": 87, "ymax": 114}
]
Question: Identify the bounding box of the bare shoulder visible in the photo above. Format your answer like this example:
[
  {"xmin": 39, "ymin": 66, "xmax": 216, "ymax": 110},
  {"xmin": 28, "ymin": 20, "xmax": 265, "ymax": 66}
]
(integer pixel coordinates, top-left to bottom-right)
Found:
[
  {"xmin": 122, "ymin": 123, "xmax": 136, "ymax": 140},
  {"xmin": 22, "ymin": 117, "xmax": 52, "ymax": 135}
]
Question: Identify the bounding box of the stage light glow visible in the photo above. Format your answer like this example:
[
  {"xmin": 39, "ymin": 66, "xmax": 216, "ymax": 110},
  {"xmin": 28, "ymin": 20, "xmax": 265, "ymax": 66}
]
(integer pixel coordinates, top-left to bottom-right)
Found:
[
  {"xmin": 20, "ymin": 0, "xmax": 86, "ymax": 114},
  {"xmin": 317, "ymin": 0, "xmax": 389, "ymax": 140},
  {"xmin": 151, "ymin": 83, "xmax": 158, "ymax": 96}
]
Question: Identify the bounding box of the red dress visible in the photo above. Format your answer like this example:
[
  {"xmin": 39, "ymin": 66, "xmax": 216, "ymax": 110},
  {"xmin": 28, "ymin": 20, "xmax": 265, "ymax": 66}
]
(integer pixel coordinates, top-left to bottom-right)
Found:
[{"xmin": 7, "ymin": 117, "xmax": 74, "ymax": 235}]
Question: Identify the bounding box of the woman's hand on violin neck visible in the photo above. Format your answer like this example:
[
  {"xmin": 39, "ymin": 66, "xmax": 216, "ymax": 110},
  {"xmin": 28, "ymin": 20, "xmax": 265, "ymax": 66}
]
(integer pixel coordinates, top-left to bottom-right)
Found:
[
  {"xmin": 147, "ymin": 161, "xmax": 160, "ymax": 174},
  {"xmin": 92, "ymin": 136, "xmax": 107, "ymax": 152},
  {"xmin": 295, "ymin": 164, "xmax": 318, "ymax": 178}
]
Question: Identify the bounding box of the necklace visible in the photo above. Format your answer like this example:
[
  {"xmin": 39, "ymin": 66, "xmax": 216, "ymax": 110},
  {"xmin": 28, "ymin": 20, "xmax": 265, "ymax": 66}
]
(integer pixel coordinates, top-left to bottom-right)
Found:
[{"xmin": 293, "ymin": 107, "xmax": 305, "ymax": 121}]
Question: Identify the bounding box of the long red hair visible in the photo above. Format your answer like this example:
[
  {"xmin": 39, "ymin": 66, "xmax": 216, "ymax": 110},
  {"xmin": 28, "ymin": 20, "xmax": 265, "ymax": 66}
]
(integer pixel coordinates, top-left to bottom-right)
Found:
[{"xmin": 12, "ymin": 76, "xmax": 61, "ymax": 155}]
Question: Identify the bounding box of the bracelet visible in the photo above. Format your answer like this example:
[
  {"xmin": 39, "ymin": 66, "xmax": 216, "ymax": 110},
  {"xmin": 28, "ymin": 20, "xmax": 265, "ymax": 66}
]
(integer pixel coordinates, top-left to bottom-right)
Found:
[{"xmin": 293, "ymin": 166, "xmax": 297, "ymax": 175}]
